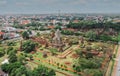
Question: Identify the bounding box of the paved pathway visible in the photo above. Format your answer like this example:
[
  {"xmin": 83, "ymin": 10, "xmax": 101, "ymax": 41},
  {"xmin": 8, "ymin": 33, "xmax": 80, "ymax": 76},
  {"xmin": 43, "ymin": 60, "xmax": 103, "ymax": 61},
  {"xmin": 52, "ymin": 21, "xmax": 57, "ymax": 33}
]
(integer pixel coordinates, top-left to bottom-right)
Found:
[
  {"xmin": 112, "ymin": 45, "xmax": 120, "ymax": 76},
  {"xmin": 115, "ymin": 45, "xmax": 120, "ymax": 76}
]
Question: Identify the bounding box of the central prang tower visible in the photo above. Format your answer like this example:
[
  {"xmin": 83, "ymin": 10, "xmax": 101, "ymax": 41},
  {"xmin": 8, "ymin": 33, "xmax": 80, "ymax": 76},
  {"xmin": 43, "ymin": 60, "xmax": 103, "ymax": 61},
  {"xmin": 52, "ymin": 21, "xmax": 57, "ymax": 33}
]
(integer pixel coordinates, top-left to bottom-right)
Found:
[{"xmin": 52, "ymin": 29, "xmax": 63, "ymax": 52}]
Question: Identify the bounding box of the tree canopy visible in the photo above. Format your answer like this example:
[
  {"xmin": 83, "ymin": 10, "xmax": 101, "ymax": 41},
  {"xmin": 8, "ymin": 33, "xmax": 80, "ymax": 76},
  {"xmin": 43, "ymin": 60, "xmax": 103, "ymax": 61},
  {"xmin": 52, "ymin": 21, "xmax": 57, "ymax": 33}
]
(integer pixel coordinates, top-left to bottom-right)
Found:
[
  {"xmin": 22, "ymin": 31, "xmax": 29, "ymax": 39},
  {"xmin": 22, "ymin": 40, "xmax": 36, "ymax": 53}
]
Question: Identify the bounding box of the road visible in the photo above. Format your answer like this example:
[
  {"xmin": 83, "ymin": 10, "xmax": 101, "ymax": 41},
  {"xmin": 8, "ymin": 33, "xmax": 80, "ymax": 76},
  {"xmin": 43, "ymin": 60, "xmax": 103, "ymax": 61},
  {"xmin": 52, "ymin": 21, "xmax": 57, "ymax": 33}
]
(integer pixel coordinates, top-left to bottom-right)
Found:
[
  {"xmin": 115, "ymin": 45, "xmax": 120, "ymax": 76},
  {"xmin": 113, "ymin": 45, "xmax": 120, "ymax": 76},
  {"xmin": 116, "ymin": 55, "xmax": 120, "ymax": 76}
]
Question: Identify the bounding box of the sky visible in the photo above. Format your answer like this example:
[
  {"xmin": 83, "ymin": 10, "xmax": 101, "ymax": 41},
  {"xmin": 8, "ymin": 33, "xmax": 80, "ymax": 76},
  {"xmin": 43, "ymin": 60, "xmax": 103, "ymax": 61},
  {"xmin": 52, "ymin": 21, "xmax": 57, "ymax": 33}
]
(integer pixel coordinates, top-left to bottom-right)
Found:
[{"xmin": 0, "ymin": 0, "xmax": 120, "ymax": 14}]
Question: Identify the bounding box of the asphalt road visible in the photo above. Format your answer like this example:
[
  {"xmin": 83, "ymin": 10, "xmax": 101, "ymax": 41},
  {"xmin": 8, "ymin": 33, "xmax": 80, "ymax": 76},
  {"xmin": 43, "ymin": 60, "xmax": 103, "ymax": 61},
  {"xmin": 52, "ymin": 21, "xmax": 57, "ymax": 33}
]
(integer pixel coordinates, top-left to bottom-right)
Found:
[{"xmin": 115, "ymin": 46, "xmax": 120, "ymax": 76}]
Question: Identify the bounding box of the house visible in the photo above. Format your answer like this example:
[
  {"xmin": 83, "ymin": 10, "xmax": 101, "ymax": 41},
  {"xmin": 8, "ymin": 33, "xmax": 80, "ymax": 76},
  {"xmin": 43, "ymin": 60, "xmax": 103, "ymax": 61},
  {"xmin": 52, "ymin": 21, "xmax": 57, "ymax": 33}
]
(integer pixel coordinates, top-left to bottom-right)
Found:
[
  {"xmin": 20, "ymin": 20, "xmax": 31, "ymax": 25},
  {"xmin": 3, "ymin": 27, "xmax": 16, "ymax": 32},
  {"xmin": 0, "ymin": 32, "xmax": 4, "ymax": 40},
  {"xmin": 47, "ymin": 26, "xmax": 55, "ymax": 29},
  {"xmin": 3, "ymin": 33, "xmax": 20, "ymax": 39},
  {"xmin": 73, "ymin": 19, "xmax": 79, "ymax": 23}
]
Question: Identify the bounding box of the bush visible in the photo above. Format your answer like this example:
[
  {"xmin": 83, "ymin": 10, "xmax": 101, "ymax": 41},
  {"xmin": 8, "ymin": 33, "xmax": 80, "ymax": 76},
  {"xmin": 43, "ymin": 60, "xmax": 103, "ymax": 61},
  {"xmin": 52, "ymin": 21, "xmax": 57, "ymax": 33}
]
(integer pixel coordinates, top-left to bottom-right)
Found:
[
  {"xmin": 7, "ymin": 42, "xmax": 16, "ymax": 46},
  {"xmin": 0, "ymin": 47, "xmax": 5, "ymax": 57},
  {"xmin": 22, "ymin": 40, "xmax": 36, "ymax": 53},
  {"xmin": 61, "ymin": 30, "xmax": 74, "ymax": 35}
]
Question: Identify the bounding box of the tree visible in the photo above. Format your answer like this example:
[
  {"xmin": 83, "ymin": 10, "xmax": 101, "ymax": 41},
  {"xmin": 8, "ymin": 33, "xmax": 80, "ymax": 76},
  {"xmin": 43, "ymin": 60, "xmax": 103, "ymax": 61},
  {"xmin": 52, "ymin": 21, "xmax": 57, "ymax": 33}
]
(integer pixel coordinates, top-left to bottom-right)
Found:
[
  {"xmin": 12, "ymin": 66, "xmax": 27, "ymax": 76},
  {"xmin": 0, "ymin": 47, "xmax": 5, "ymax": 57},
  {"xmin": 48, "ymin": 69, "xmax": 56, "ymax": 76},
  {"xmin": 61, "ymin": 30, "xmax": 74, "ymax": 35},
  {"xmin": 8, "ymin": 51, "xmax": 17, "ymax": 63},
  {"xmin": 99, "ymin": 34, "xmax": 112, "ymax": 41},
  {"xmin": 22, "ymin": 31, "xmax": 29, "ymax": 39},
  {"xmin": 118, "ymin": 33, "xmax": 120, "ymax": 42},
  {"xmin": 55, "ymin": 26, "xmax": 62, "ymax": 30},
  {"xmin": 6, "ymin": 47, "xmax": 13, "ymax": 54},
  {"xmin": 1, "ymin": 63, "xmax": 9, "ymax": 73},
  {"xmin": 7, "ymin": 41, "xmax": 16, "ymax": 46},
  {"xmin": 29, "ymin": 54, "xmax": 33, "ymax": 60},
  {"xmin": 1, "ymin": 62, "xmax": 55, "ymax": 76},
  {"xmin": 18, "ymin": 53, "xmax": 26, "ymax": 63},
  {"xmin": 39, "ymin": 26, "xmax": 46, "ymax": 31},
  {"xmin": 22, "ymin": 40, "xmax": 36, "ymax": 53},
  {"xmin": 6, "ymin": 47, "xmax": 17, "ymax": 55},
  {"xmin": 1, "ymin": 62, "xmax": 22, "ymax": 73},
  {"xmin": 84, "ymin": 69, "xmax": 103, "ymax": 76},
  {"xmin": 27, "ymin": 30, "xmax": 32, "ymax": 35},
  {"xmin": 86, "ymin": 31, "xmax": 97, "ymax": 41},
  {"xmin": 74, "ymin": 58, "xmax": 102, "ymax": 72},
  {"xmin": 32, "ymin": 65, "xmax": 56, "ymax": 76},
  {"xmin": 36, "ymin": 32, "xmax": 40, "ymax": 36}
]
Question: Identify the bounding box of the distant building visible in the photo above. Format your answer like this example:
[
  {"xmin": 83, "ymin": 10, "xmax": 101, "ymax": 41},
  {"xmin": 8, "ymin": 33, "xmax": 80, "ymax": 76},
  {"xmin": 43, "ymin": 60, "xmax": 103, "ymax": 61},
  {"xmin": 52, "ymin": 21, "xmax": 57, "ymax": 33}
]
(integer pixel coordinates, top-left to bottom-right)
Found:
[
  {"xmin": 3, "ymin": 33, "xmax": 20, "ymax": 39},
  {"xmin": 47, "ymin": 26, "xmax": 55, "ymax": 29},
  {"xmin": 50, "ymin": 20, "xmax": 56, "ymax": 25},
  {"xmin": 20, "ymin": 20, "xmax": 31, "ymax": 25},
  {"xmin": 3, "ymin": 27, "xmax": 16, "ymax": 32},
  {"xmin": 113, "ymin": 19, "xmax": 120, "ymax": 23},
  {"xmin": 0, "ymin": 32, "xmax": 4, "ymax": 40},
  {"xmin": 73, "ymin": 19, "xmax": 79, "ymax": 23}
]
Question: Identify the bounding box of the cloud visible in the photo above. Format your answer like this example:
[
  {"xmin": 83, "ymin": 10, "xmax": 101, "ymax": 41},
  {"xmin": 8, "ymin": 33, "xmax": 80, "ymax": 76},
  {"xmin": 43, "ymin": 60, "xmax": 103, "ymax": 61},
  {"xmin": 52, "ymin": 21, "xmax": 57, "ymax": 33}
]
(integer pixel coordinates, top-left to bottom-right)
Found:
[
  {"xmin": 15, "ymin": 2, "xmax": 29, "ymax": 6},
  {"xmin": 31, "ymin": 0, "xmax": 58, "ymax": 4},
  {"xmin": 0, "ymin": 0, "xmax": 120, "ymax": 14},
  {"xmin": 0, "ymin": 0, "xmax": 7, "ymax": 5}
]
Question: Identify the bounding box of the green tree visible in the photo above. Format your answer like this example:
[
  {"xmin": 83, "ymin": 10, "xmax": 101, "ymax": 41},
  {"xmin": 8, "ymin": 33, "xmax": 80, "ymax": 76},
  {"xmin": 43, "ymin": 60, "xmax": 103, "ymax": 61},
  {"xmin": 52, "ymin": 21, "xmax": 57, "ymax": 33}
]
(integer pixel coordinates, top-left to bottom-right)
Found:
[
  {"xmin": 22, "ymin": 31, "xmax": 29, "ymax": 39},
  {"xmin": 22, "ymin": 40, "xmax": 36, "ymax": 53},
  {"xmin": 48, "ymin": 69, "xmax": 56, "ymax": 76},
  {"xmin": 18, "ymin": 53, "xmax": 26, "ymax": 63},
  {"xmin": 6, "ymin": 47, "xmax": 17, "ymax": 55},
  {"xmin": 36, "ymin": 32, "xmax": 40, "ymax": 36},
  {"xmin": 55, "ymin": 26, "xmax": 62, "ymax": 30},
  {"xmin": 86, "ymin": 31, "xmax": 97, "ymax": 41},
  {"xmin": 84, "ymin": 69, "xmax": 103, "ymax": 76},
  {"xmin": 0, "ymin": 47, "xmax": 5, "ymax": 57},
  {"xmin": 13, "ymin": 66, "xmax": 27, "ymax": 76},
  {"xmin": 99, "ymin": 34, "xmax": 112, "ymax": 41},
  {"xmin": 118, "ymin": 33, "xmax": 120, "ymax": 42},
  {"xmin": 61, "ymin": 30, "xmax": 74, "ymax": 35},
  {"xmin": 32, "ymin": 65, "xmax": 56, "ymax": 76},
  {"xmin": 27, "ymin": 30, "xmax": 32, "ymax": 35},
  {"xmin": 8, "ymin": 51, "xmax": 17, "ymax": 63},
  {"xmin": 1, "ymin": 62, "xmax": 22, "ymax": 73}
]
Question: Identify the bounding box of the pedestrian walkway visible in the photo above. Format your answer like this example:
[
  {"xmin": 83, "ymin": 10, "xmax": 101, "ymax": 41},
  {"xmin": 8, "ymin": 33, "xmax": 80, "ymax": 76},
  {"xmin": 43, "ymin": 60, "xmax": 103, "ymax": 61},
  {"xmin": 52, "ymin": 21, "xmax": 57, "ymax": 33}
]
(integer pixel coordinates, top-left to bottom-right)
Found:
[{"xmin": 112, "ymin": 45, "xmax": 120, "ymax": 76}]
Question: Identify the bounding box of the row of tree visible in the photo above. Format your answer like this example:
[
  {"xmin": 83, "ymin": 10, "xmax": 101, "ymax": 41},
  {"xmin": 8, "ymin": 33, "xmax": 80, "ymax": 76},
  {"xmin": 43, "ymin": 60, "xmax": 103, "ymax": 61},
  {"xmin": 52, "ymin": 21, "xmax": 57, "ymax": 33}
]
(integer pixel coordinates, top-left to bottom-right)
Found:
[
  {"xmin": 1, "ymin": 44, "xmax": 56, "ymax": 76},
  {"xmin": 66, "ymin": 21, "xmax": 120, "ymax": 31},
  {"xmin": 1, "ymin": 62, "xmax": 56, "ymax": 76}
]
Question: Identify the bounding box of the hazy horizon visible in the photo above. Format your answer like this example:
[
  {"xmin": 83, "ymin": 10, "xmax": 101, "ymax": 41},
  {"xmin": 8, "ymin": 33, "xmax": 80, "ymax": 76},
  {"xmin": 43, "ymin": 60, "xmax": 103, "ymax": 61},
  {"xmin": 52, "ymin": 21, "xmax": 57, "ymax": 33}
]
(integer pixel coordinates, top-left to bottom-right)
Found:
[{"xmin": 0, "ymin": 0, "xmax": 120, "ymax": 14}]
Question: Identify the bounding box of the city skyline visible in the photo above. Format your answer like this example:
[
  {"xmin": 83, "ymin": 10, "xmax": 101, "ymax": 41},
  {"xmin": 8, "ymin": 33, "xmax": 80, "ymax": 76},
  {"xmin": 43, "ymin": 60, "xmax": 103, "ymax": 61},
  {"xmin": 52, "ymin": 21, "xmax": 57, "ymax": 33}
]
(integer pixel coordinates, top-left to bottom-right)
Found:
[{"xmin": 0, "ymin": 0, "xmax": 120, "ymax": 14}]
